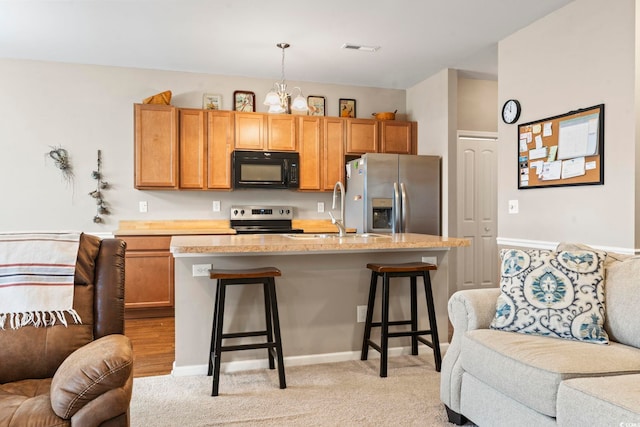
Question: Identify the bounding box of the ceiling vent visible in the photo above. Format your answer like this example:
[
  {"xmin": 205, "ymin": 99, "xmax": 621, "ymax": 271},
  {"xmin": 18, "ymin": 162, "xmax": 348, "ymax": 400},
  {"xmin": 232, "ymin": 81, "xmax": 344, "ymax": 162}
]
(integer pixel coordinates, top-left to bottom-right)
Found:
[{"xmin": 341, "ymin": 43, "xmax": 380, "ymax": 52}]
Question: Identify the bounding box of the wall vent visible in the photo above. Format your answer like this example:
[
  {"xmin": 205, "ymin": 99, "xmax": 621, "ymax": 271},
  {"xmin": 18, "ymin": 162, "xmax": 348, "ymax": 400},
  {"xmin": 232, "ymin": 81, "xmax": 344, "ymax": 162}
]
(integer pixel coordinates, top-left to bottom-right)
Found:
[{"xmin": 341, "ymin": 43, "xmax": 380, "ymax": 52}]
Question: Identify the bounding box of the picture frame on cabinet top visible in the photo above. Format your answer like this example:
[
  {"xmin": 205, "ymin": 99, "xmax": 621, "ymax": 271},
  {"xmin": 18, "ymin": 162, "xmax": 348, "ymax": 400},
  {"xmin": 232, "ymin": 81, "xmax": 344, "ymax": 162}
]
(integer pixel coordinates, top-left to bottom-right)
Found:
[
  {"xmin": 233, "ymin": 91, "xmax": 256, "ymax": 112},
  {"xmin": 339, "ymin": 98, "xmax": 356, "ymax": 118},
  {"xmin": 203, "ymin": 93, "xmax": 222, "ymax": 110},
  {"xmin": 308, "ymin": 95, "xmax": 325, "ymax": 116}
]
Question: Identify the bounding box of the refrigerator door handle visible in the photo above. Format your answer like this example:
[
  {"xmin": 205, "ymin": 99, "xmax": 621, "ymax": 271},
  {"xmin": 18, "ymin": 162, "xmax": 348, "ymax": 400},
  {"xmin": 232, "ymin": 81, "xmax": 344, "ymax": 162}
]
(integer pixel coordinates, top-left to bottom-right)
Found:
[
  {"xmin": 393, "ymin": 182, "xmax": 401, "ymax": 233},
  {"xmin": 400, "ymin": 182, "xmax": 408, "ymax": 233}
]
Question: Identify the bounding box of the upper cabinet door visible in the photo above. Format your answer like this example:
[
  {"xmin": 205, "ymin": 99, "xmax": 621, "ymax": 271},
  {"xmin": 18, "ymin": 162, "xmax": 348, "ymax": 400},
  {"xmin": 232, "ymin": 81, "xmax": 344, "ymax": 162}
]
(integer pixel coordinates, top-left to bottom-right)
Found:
[
  {"xmin": 207, "ymin": 110, "xmax": 234, "ymax": 189},
  {"xmin": 234, "ymin": 112, "xmax": 265, "ymax": 150},
  {"xmin": 297, "ymin": 116, "xmax": 322, "ymax": 191},
  {"xmin": 380, "ymin": 120, "xmax": 415, "ymax": 154},
  {"xmin": 134, "ymin": 104, "xmax": 178, "ymax": 189},
  {"xmin": 267, "ymin": 115, "xmax": 297, "ymax": 151},
  {"xmin": 323, "ymin": 117, "xmax": 345, "ymax": 191},
  {"xmin": 346, "ymin": 118, "xmax": 378, "ymax": 154},
  {"xmin": 179, "ymin": 109, "xmax": 207, "ymax": 189}
]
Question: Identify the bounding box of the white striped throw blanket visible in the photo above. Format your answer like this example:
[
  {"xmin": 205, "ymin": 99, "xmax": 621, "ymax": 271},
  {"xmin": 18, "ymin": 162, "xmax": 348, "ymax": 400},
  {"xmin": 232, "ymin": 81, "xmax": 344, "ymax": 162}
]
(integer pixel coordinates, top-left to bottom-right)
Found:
[{"xmin": 0, "ymin": 232, "xmax": 81, "ymax": 329}]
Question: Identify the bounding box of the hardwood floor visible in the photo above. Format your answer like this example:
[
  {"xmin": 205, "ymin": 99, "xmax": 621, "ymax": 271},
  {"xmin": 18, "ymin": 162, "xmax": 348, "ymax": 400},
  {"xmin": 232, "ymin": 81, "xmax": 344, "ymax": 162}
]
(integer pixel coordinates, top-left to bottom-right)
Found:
[
  {"xmin": 124, "ymin": 315, "xmax": 451, "ymax": 378},
  {"xmin": 125, "ymin": 316, "xmax": 175, "ymax": 377}
]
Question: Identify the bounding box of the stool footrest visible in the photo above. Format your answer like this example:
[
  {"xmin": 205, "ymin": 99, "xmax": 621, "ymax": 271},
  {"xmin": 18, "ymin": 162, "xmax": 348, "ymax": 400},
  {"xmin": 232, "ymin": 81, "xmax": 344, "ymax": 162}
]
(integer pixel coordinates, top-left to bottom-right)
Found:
[
  {"xmin": 387, "ymin": 330, "xmax": 433, "ymax": 338},
  {"xmin": 221, "ymin": 342, "xmax": 275, "ymax": 352},
  {"xmin": 370, "ymin": 320, "xmax": 412, "ymax": 328},
  {"xmin": 222, "ymin": 330, "xmax": 268, "ymax": 339}
]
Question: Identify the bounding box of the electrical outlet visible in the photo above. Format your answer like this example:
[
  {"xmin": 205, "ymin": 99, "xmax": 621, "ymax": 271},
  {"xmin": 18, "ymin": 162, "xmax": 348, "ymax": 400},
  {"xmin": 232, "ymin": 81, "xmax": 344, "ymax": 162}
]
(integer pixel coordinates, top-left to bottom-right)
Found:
[
  {"xmin": 212, "ymin": 200, "xmax": 221, "ymax": 212},
  {"xmin": 422, "ymin": 256, "xmax": 437, "ymax": 266},
  {"xmin": 317, "ymin": 202, "xmax": 325, "ymax": 213},
  {"xmin": 192, "ymin": 263, "xmax": 212, "ymax": 277},
  {"xmin": 357, "ymin": 305, "xmax": 368, "ymax": 323},
  {"xmin": 508, "ymin": 199, "xmax": 519, "ymax": 214},
  {"xmin": 139, "ymin": 201, "xmax": 148, "ymax": 213}
]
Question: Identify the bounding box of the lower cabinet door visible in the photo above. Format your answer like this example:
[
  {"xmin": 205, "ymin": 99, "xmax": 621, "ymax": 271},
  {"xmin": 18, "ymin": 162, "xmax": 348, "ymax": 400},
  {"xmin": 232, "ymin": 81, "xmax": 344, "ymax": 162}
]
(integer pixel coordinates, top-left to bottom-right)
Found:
[{"xmin": 124, "ymin": 251, "xmax": 174, "ymax": 310}]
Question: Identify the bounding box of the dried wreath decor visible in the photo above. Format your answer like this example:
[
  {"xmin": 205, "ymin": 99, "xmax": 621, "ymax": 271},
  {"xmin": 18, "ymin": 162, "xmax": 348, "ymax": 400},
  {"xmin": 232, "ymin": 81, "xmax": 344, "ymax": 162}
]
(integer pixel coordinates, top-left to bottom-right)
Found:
[
  {"xmin": 47, "ymin": 146, "xmax": 74, "ymax": 184},
  {"xmin": 89, "ymin": 149, "xmax": 110, "ymax": 223}
]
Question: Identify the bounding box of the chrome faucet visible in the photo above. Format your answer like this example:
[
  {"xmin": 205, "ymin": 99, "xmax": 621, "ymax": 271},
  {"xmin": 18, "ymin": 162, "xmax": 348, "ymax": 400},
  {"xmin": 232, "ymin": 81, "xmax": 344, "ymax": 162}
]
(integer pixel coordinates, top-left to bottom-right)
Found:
[{"xmin": 328, "ymin": 181, "xmax": 347, "ymax": 237}]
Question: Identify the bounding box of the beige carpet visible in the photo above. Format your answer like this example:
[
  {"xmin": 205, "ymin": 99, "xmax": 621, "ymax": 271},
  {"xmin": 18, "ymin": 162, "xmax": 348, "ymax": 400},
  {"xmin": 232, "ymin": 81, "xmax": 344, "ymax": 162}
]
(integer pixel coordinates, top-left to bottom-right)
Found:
[{"xmin": 130, "ymin": 355, "xmax": 457, "ymax": 426}]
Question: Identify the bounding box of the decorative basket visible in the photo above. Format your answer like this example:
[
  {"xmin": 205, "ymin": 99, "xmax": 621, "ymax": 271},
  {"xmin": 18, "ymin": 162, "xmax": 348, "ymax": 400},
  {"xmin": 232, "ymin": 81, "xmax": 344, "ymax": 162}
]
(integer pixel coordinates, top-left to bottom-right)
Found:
[
  {"xmin": 143, "ymin": 90, "xmax": 172, "ymax": 105},
  {"xmin": 372, "ymin": 111, "xmax": 396, "ymax": 120}
]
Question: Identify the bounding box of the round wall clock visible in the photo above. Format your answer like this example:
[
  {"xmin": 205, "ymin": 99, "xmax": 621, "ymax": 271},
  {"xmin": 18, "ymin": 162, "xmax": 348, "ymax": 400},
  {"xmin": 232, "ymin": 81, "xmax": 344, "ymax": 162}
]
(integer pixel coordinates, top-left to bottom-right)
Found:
[{"xmin": 502, "ymin": 99, "xmax": 521, "ymax": 124}]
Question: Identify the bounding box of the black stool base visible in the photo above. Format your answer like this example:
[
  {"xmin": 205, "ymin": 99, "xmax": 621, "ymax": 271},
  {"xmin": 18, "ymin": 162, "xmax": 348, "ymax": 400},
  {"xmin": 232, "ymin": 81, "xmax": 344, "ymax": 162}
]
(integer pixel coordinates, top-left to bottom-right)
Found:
[
  {"xmin": 361, "ymin": 262, "xmax": 441, "ymax": 377},
  {"xmin": 208, "ymin": 268, "xmax": 286, "ymax": 396}
]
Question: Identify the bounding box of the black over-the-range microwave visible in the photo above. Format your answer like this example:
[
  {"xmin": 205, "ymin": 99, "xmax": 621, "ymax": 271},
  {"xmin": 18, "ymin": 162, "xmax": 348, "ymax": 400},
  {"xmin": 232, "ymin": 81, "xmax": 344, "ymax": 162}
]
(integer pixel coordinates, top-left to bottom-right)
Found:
[{"xmin": 232, "ymin": 150, "xmax": 299, "ymax": 189}]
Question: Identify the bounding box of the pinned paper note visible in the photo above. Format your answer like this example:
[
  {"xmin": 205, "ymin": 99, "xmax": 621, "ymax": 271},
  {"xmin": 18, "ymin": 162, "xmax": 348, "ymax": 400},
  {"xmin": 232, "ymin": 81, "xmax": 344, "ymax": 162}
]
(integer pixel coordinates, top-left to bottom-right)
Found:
[
  {"xmin": 520, "ymin": 138, "xmax": 528, "ymax": 153},
  {"xmin": 541, "ymin": 160, "xmax": 562, "ymax": 181},
  {"xmin": 561, "ymin": 157, "xmax": 586, "ymax": 179},
  {"xmin": 543, "ymin": 122, "xmax": 553, "ymax": 137},
  {"xmin": 529, "ymin": 147, "xmax": 547, "ymax": 160},
  {"xmin": 548, "ymin": 146, "xmax": 558, "ymax": 162},
  {"xmin": 535, "ymin": 135, "xmax": 543, "ymax": 149},
  {"xmin": 532, "ymin": 124, "xmax": 542, "ymax": 134}
]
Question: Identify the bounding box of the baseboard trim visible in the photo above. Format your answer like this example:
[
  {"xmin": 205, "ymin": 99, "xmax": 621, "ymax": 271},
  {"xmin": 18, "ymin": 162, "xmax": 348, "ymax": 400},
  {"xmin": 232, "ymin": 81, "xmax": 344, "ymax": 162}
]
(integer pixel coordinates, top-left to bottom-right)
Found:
[{"xmin": 171, "ymin": 343, "xmax": 450, "ymax": 377}]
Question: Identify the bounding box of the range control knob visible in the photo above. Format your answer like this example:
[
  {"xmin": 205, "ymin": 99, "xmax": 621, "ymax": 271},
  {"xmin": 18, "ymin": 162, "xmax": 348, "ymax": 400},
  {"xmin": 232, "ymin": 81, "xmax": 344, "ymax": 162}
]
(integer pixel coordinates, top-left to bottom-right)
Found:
[
  {"xmin": 233, "ymin": 209, "xmax": 238, "ymax": 216},
  {"xmin": 286, "ymin": 209, "xmax": 291, "ymax": 215},
  {"xmin": 279, "ymin": 209, "xmax": 285, "ymax": 215},
  {"xmin": 240, "ymin": 209, "xmax": 245, "ymax": 215}
]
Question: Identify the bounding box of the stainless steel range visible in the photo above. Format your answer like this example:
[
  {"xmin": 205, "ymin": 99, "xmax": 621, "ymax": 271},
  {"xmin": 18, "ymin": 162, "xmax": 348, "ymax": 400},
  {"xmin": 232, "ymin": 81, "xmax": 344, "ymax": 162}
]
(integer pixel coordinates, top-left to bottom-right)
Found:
[{"xmin": 229, "ymin": 205, "xmax": 304, "ymax": 234}]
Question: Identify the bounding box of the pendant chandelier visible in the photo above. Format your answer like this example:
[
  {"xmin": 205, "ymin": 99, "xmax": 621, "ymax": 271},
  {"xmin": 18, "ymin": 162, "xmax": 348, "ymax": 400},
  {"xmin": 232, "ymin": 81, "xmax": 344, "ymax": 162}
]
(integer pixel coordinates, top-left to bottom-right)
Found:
[{"xmin": 263, "ymin": 43, "xmax": 309, "ymax": 114}]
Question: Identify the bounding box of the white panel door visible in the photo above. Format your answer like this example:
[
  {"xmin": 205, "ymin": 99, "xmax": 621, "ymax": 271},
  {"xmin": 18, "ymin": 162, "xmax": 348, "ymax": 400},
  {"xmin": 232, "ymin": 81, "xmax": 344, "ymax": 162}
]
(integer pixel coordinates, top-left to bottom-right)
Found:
[{"xmin": 457, "ymin": 133, "xmax": 498, "ymax": 290}]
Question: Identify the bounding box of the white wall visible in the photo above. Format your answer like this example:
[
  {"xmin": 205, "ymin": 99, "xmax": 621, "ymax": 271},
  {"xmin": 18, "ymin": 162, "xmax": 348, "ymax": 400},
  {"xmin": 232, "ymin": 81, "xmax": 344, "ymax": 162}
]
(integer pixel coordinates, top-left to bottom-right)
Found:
[
  {"xmin": 0, "ymin": 59, "xmax": 406, "ymax": 233},
  {"xmin": 497, "ymin": 0, "xmax": 636, "ymax": 250}
]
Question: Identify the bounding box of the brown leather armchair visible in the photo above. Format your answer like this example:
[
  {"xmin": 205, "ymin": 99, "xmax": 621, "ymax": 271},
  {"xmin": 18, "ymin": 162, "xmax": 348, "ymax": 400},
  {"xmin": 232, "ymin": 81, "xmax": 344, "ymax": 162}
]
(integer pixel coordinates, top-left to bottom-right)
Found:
[{"xmin": 0, "ymin": 234, "xmax": 133, "ymax": 427}]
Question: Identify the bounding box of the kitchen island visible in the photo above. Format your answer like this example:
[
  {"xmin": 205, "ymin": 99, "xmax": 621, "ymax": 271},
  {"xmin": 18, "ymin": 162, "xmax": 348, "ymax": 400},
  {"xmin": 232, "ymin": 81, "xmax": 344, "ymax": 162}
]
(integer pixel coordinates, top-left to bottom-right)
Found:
[{"xmin": 170, "ymin": 233, "xmax": 469, "ymax": 375}]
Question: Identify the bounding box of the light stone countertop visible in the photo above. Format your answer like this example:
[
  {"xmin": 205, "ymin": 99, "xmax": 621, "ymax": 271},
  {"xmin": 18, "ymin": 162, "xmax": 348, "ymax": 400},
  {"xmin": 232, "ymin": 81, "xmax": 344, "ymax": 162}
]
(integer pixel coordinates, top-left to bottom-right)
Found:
[{"xmin": 170, "ymin": 233, "xmax": 470, "ymax": 257}]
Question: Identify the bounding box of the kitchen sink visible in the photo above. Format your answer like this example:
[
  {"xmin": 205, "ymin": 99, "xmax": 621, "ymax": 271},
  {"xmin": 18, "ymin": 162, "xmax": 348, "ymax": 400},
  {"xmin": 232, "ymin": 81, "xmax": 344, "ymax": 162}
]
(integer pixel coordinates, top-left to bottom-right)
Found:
[{"xmin": 284, "ymin": 233, "xmax": 391, "ymax": 240}]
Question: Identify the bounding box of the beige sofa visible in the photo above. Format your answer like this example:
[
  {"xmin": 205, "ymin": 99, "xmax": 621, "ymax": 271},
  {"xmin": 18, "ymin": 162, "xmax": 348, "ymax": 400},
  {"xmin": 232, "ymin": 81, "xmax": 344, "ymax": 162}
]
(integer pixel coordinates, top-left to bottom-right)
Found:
[{"xmin": 440, "ymin": 244, "xmax": 640, "ymax": 426}]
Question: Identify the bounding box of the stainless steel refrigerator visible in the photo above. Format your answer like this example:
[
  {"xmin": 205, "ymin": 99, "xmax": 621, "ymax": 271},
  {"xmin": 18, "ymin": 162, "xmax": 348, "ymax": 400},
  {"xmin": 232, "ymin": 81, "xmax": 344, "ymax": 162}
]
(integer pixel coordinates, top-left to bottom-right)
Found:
[{"xmin": 344, "ymin": 153, "xmax": 441, "ymax": 235}]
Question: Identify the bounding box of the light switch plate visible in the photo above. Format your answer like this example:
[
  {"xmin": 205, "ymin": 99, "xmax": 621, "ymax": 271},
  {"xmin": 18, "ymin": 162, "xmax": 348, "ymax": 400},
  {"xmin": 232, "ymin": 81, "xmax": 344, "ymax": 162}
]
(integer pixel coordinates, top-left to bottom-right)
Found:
[
  {"xmin": 317, "ymin": 202, "xmax": 325, "ymax": 213},
  {"xmin": 139, "ymin": 201, "xmax": 148, "ymax": 213},
  {"xmin": 508, "ymin": 199, "xmax": 519, "ymax": 214},
  {"xmin": 212, "ymin": 200, "xmax": 221, "ymax": 212}
]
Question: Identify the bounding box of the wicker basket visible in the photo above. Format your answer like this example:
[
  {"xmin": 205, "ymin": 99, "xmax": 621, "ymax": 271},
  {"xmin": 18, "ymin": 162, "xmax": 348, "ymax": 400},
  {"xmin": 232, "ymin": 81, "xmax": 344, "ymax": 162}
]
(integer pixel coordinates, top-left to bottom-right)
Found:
[
  {"xmin": 372, "ymin": 111, "xmax": 396, "ymax": 120},
  {"xmin": 143, "ymin": 90, "xmax": 172, "ymax": 105}
]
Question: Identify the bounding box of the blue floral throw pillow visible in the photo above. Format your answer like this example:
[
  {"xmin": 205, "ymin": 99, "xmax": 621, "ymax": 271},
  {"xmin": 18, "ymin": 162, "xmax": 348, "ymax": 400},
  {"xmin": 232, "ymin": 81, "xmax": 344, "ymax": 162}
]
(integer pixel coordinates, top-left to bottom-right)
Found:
[{"xmin": 490, "ymin": 248, "xmax": 608, "ymax": 344}]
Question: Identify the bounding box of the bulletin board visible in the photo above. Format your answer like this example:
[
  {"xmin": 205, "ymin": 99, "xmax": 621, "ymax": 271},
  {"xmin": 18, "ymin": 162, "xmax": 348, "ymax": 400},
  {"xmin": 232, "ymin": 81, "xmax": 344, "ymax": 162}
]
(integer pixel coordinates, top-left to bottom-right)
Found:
[{"xmin": 518, "ymin": 104, "xmax": 604, "ymax": 189}]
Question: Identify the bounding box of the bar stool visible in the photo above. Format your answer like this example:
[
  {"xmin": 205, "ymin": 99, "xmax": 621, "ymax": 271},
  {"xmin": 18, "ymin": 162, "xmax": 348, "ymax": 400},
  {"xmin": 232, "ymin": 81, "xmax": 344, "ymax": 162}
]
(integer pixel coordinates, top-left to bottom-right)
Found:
[
  {"xmin": 360, "ymin": 262, "xmax": 441, "ymax": 377},
  {"xmin": 207, "ymin": 266, "xmax": 286, "ymax": 396}
]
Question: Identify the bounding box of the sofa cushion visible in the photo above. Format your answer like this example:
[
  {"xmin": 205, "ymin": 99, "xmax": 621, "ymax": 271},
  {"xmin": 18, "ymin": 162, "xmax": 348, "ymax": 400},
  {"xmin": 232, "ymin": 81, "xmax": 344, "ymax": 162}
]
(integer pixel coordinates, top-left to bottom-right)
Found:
[
  {"xmin": 601, "ymin": 256, "xmax": 640, "ymax": 348},
  {"xmin": 50, "ymin": 334, "xmax": 133, "ymax": 419},
  {"xmin": 461, "ymin": 329, "xmax": 640, "ymax": 417},
  {"xmin": 490, "ymin": 248, "xmax": 608, "ymax": 344},
  {"xmin": 557, "ymin": 374, "xmax": 640, "ymax": 425},
  {"xmin": 0, "ymin": 378, "xmax": 70, "ymax": 427}
]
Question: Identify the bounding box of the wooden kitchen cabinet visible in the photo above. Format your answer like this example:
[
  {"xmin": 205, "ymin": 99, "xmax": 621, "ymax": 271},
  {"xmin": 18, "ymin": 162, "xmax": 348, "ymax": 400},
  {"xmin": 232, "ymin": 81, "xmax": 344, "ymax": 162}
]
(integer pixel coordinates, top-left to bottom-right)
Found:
[
  {"xmin": 298, "ymin": 116, "xmax": 322, "ymax": 190},
  {"xmin": 134, "ymin": 104, "xmax": 178, "ymax": 189},
  {"xmin": 207, "ymin": 110, "xmax": 234, "ymax": 189},
  {"xmin": 345, "ymin": 118, "xmax": 378, "ymax": 154},
  {"xmin": 179, "ymin": 108, "xmax": 207, "ymax": 189},
  {"xmin": 234, "ymin": 112, "xmax": 266, "ymax": 150},
  {"xmin": 379, "ymin": 120, "xmax": 416, "ymax": 154},
  {"xmin": 118, "ymin": 235, "xmax": 174, "ymax": 318},
  {"xmin": 322, "ymin": 117, "xmax": 346, "ymax": 190},
  {"xmin": 235, "ymin": 112, "xmax": 297, "ymax": 151},
  {"xmin": 298, "ymin": 116, "xmax": 345, "ymax": 191},
  {"xmin": 178, "ymin": 109, "xmax": 234, "ymax": 190},
  {"xmin": 267, "ymin": 115, "xmax": 297, "ymax": 151}
]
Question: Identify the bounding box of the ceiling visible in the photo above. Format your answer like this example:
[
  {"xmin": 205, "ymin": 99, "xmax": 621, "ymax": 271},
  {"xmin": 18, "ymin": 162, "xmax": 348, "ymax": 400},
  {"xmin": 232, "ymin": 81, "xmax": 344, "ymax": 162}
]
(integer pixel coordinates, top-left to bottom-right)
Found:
[{"xmin": 0, "ymin": 0, "xmax": 573, "ymax": 89}]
